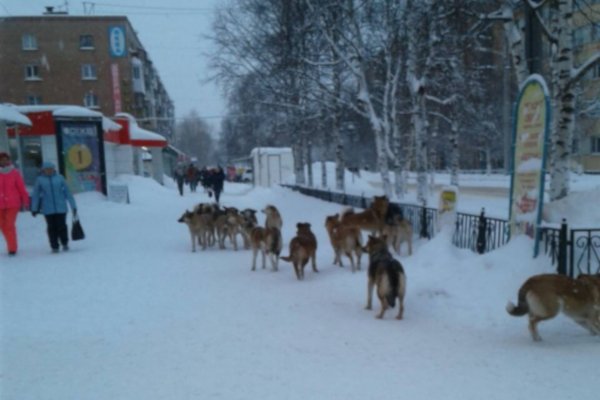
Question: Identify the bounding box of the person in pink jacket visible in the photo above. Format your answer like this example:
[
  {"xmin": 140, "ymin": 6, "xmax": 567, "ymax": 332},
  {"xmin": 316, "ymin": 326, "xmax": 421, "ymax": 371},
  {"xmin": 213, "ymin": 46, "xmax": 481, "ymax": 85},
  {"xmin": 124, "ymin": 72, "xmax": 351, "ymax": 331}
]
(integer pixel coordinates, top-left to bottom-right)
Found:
[{"xmin": 0, "ymin": 151, "xmax": 30, "ymax": 256}]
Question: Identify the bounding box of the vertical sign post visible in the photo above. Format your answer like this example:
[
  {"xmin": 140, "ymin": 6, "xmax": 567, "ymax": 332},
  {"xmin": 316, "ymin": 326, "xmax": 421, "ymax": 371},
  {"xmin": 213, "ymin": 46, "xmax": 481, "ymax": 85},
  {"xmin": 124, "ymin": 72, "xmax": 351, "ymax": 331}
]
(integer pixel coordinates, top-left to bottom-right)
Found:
[{"xmin": 508, "ymin": 74, "xmax": 551, "ymax": 256}]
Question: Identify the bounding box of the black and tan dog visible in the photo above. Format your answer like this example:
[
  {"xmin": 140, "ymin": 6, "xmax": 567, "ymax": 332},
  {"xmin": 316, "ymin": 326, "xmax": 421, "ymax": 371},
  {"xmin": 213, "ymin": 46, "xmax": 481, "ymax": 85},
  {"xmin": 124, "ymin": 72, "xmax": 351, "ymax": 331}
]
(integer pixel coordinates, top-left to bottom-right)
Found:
[
  {"xmin": 364, "ymin": 235, "xmax": 406, "ymax": 319},
  {"xmin": 239, "ymin": 208, "xmax": 259, "ymax": 249},
  {"xmin": 280, "ymin": 222, "xmax": 318, "ymax": 280},
  {"xmin": 507, "ymin": 273, "xmax": 600, "ymax": 341}
]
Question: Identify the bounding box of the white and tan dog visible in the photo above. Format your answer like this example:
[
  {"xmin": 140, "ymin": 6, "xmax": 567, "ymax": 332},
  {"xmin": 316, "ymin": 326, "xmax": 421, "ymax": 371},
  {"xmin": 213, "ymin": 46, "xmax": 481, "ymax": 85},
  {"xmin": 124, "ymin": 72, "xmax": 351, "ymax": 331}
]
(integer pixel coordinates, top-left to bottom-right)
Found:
[
  {"xmin": 507, "ymin": 273, "xmax": 600, "ymax": 341},
  {"xmin": 263, "ymin": 204, "xmax": 283, "ymax": 230},
  {"xmin": 178, "ymin": 209, "xmax": 213, "ymax": 252},
  {"xmin": 243, "ymin": 219, "xmax": 282, "ymax": 271}
]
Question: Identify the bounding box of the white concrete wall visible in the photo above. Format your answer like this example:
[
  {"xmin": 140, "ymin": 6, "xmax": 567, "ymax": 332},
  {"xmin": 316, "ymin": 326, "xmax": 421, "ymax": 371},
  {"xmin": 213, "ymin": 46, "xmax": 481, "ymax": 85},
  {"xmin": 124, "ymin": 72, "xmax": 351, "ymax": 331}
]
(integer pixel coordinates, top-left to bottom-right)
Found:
[
  {"xmin": 252, "ymin": 149, "xmax": 294, "ymax": 187},
  {"xmin": 104, "ymin": 142, "xmax": 134, "ymax": 179},
  {"xmin": 150, "ymin": 147, "xmax": 164, "ymax": 185}
]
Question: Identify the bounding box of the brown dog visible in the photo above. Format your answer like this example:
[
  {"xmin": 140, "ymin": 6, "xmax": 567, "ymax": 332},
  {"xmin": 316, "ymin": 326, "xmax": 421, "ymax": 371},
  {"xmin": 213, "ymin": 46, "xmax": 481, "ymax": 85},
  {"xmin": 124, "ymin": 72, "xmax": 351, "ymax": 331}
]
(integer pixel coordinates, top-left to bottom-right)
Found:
[
  {"xmin": 364, "ymin": 235, "xmax": 406, "ymax": 319},
  {"xmin": 242, "ymin": 218, "xmax": 282, "ymax": 271},
  {"xmin": 324, "ymin": 214, "xmax": 363, "ymax": 272},
  {"xmin": 339, "ymin": 196, "xmax": 388, "ymax": 236},
  {"xmin": 340, "ymin": 208, "xmax": 382, "ymax": 236},
  {"xmin": 280, "ymin": 222, "xmax": 318, "ymax": 280},
  {"xmin": 507, "ymin": 273, "xmax": 600, "ymax": 341}
]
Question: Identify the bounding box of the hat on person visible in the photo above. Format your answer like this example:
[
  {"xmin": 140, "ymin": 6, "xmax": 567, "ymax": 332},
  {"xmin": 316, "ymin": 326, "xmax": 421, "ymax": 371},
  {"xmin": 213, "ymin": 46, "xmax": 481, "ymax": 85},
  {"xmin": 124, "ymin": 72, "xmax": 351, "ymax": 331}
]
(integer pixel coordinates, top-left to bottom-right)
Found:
[{"xmin": 41, "ymin": 161, "xmax": 56, "ymax": 170}]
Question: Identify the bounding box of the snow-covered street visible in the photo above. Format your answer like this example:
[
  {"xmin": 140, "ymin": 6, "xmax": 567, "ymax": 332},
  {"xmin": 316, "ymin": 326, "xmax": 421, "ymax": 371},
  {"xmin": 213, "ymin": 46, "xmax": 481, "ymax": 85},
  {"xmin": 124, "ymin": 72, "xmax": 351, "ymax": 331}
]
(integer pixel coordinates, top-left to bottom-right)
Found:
[{"xmin": 2, "ymin": 174, "xmax": 599, "ymax": 400}]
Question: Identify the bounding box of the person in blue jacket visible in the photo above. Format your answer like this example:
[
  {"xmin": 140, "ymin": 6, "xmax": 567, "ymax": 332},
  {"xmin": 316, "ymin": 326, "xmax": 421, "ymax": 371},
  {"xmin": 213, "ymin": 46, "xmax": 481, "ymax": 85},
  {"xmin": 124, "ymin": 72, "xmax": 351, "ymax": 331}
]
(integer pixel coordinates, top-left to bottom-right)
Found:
[{"xmin": 31, "ymin": 161, "xmax": 77, "ymax": 253}]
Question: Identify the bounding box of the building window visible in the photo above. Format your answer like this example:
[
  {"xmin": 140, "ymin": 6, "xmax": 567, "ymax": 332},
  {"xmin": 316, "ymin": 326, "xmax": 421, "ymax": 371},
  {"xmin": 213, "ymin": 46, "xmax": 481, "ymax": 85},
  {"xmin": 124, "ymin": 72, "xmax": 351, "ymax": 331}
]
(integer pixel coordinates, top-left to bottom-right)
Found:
[
  {"xmin": 79, "ymin": 35, "xmax": 94, "ymax": 49},
  {"xmin": 591, "ymin": 137, "xmax": 600, "ymax": 154},
  {"xmin": 133, "ymin": 65, "xmax": 141, "ymax": 80},
  {"xmin": 26, "ymin": 95, "xmax": 42, "ymax": 105},
  {"xmin": 81, "ymin": 64, "xmax": 97, "ymax": 80},
  {"xmin": 593, "ymin": 63, "xmax": 600, "ymax": 80},
  {"xmin": 84, "ymin": 92, "xmax": 99, "ymax": 108},
  {"xmin": 22, "ymin": 34, "xmax": 38, "ymax": 50},
  {"xmin": 25, "ymin": 64, "xmax": 41, "ymax": 80}
]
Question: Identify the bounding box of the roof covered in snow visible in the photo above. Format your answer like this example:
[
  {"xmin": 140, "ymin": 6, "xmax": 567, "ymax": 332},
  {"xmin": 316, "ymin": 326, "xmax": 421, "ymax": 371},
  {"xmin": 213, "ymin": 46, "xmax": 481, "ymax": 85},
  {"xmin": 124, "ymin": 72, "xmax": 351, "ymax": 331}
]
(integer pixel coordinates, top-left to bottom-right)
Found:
[
  {"xmin": 0, "ymin": 104, "xmax": 32, "ymax": 126},
  {"xmin": 114, "ymin": 112, "xmax": 166, "ymax": 144},
  {"xmin": 250, "ymin": 147, "xmax": 293, "ymax": 156}
]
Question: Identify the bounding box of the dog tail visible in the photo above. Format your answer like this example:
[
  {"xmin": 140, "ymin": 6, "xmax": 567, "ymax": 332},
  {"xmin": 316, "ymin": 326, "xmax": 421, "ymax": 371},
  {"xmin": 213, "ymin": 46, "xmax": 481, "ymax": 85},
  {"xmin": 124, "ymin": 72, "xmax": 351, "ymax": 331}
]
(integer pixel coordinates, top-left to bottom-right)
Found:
[
  {"xmin": 280, "ymin": 255, "xmax": 292, "ymax": 262},
  {"xmin": 384, "ymin": 263, "xmax": 399, "ymax": 308},
  {"xmin": 506, "ymin": 285, "xmax": 529, "ymax": 316}
]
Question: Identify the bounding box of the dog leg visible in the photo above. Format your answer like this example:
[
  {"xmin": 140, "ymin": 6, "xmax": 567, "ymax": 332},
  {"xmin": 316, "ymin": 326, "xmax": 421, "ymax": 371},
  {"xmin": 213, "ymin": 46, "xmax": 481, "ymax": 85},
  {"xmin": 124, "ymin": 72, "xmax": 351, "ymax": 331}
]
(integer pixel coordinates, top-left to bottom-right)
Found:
[
  {"xmin": 346, "ymin": 251, "xmax": 355, "ymax": 273},
  {"xmin": 251, "ymin": 247, "xmax": 258, "ymax": 271},
  {"xmin": 270, "ymin": 253, "xmax": 278, "ymax": 272},
  {"xmin": 335, "ymin": 250, "xmax": 343, "ymax": 267},
  {"xmin": 190, "ymin": 232, "xmax": 196, "ymax": 252},
  {"xmin": 231, "ymin": 231, "xmax": 238, "ymax": 251},
  {"xmin": 376, "ymin": 297, "xmax": 388, "ymax": 319},
  {"xmin": 365, "ymin": 279, "xmax": 374, "ymax": 310},
  {"xmin": 528, "ymin": 316, "xmax": 543, "ymax": 342},
  {"xmin": 396, "ymin": 297, "xmax": 404, "ymax": 320},
  {"xmin": 311, "ymin": 253, "xmax": 319, "ymax": 273}
]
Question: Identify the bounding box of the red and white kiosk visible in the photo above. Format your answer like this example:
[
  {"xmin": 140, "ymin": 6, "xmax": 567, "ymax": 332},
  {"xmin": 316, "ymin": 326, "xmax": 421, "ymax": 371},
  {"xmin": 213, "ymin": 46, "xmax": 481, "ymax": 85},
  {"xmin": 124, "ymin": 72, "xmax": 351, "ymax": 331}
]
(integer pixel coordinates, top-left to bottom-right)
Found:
[
  {"xmin": 111, "ymin": 113, "xmax": 168, "ymax": 185},
  {"xmin": 6, "ymin": 105, "xmax": 121, "ymax": 194}
]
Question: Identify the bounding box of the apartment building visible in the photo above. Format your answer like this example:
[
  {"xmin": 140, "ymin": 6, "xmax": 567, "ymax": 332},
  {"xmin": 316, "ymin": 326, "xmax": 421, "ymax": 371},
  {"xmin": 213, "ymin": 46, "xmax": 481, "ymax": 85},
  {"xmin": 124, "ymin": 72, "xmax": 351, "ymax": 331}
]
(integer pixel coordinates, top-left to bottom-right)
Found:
[
  {"xmin": 572, "ymin": 1, "xmax": 600, "ymax": 172},
  {"xmin": 0, "ymin": 11, "xmax": 175, "ymax": 139}
]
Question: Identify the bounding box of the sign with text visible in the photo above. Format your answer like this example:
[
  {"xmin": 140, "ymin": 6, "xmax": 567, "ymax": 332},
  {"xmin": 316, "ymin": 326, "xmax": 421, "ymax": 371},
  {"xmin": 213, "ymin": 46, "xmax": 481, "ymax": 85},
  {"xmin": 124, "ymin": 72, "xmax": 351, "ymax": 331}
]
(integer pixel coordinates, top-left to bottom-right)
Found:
[
  {"xmin": 108, "ymin": 184, "xmax": 130, "ymax": 204},
  {"xmin": 60, "ymin": 122, "xmax": 103, "ymax": 194},
  {"xmin": 111, "ymin": 63, "xmax": 122, "ymax": 113},
  {"xmin": 108, "ymin": 26, "xmax": 127, "ymax": 58},
  {"xmin": 509, "ymin": 74, "xmax": 551, "ymax": 255}
]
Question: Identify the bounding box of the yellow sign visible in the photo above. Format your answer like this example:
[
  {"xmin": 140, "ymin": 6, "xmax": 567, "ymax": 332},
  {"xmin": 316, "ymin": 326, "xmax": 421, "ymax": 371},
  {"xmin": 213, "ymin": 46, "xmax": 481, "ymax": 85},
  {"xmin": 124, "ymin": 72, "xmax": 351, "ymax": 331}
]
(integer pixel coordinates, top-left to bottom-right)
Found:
[
  {"xmin": 67, "ymin": 144, "xmax": 93, "ymax": 171},
  {"xmin": 439, "ymin": 189, "xmax": 457, "ymax": 213}
]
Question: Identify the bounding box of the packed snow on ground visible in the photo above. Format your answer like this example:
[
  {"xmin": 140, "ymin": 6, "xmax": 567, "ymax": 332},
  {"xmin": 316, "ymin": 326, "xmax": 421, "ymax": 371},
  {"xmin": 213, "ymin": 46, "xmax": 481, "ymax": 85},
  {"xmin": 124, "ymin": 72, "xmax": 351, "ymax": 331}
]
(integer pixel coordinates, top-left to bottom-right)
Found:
[{"xmin": 2, "ymin": 169, "xmax": 600, "ymax": 400}]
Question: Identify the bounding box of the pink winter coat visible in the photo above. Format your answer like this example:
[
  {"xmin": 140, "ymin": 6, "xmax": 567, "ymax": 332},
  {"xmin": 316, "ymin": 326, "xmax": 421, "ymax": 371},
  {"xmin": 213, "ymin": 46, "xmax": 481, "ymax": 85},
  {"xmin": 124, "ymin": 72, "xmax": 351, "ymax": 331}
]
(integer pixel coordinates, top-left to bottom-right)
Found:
[{"xmin": 0, "ymin": 166, "xmax": 30, "ymax": 210}]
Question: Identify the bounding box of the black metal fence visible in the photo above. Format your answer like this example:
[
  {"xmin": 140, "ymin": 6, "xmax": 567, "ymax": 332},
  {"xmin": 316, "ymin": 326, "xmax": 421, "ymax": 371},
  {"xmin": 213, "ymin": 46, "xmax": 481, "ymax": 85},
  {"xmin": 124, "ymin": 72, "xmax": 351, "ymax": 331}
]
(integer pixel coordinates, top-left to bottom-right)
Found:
[
  {"xmin": 539, "ymin": 219, "xmax": 600, "ymax": 277},
  {"xmin": 452, "ymin": 209, "xmax": 510, "ymax": 253}
]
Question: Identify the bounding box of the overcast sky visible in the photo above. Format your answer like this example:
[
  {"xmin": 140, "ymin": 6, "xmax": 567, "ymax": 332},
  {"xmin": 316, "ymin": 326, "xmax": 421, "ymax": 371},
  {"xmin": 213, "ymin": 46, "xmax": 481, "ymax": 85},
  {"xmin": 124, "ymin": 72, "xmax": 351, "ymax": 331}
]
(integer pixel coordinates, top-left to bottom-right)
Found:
[{"xmin": 1, "ymin": 0, "xmax": 226, "ymax": 130}]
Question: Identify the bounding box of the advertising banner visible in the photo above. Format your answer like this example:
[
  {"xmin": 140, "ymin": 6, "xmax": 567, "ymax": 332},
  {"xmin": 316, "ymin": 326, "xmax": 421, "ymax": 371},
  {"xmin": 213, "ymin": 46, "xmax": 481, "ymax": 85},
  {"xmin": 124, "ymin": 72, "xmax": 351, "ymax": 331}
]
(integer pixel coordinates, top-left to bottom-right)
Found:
[
  {"xmin": 508, "ymin": 74, "xmax": 551, "ymax": 255},
  {"xmin": 59, "ymin": 122, "xmax": 104, "ymax": 193},
  {"xmin": 111, "ymin": 63, "xmax": 122, "ymax": 113}
]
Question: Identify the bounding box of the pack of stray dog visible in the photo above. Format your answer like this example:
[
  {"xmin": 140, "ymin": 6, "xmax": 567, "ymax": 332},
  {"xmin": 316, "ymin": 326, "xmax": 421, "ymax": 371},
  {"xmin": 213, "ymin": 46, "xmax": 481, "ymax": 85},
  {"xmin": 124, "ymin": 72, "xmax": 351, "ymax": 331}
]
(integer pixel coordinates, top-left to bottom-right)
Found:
[{"xmin": 178, "ymin": 202, "xmax": 250, "ymax": 252}]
